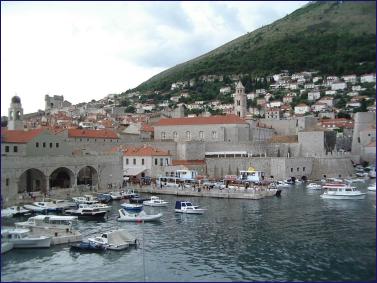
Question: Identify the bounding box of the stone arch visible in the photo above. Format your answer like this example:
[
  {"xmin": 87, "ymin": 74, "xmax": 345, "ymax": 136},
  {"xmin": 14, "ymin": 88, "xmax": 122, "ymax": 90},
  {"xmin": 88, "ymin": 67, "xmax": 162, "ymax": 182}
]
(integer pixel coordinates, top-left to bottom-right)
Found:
[
  {"xmin": 18, "ymin": 168, "xmax": 47, "ymax": 193},
  {"xmin": 77, "ymin": 166, "xmax": 98, "ymax": 187},
  {"xmin": 50, "ymin": 167, "xmax": 74, "ymax": 189}
]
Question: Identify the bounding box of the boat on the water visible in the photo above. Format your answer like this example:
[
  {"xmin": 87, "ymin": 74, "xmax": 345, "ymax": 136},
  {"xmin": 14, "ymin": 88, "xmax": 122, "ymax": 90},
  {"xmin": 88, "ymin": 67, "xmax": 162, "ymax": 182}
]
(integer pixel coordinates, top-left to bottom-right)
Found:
[
  {"xmin": 117, "ymin": 209, "xmax": 162, "ymax": 222},
  {"xmin": 367, "ymin": 183, "xmax": 376, "ymax": 191},
  {"xmin": 120, "ymin": 203, "xmax": 143, "ymax": 212},
  {"xmin": 15, "ymin": 215, "xmax": 78, "ymax": 232},
  {"xmin": 143, "ymin": 196, "xmax": 169, "ymax": 207},
  {"xmin": 320, "ymin": 186, "xmax": 366, "ymax": 200},
  {"xmin": 87, "ymin": 229, "xmax": 137, "ymax": 250},
  {"xmin": 174, "ymin": 201, "xmax": 206, "ymax": 214},
  {"xmin": 72, "ymin": 195, "xmax": 99, "ymax": 205},
  {"xmin": 70, "ymin": 241, "xmax": 107, "ymax": 252},
  {"xmin": 129, "ymin": 195, "xmax": 150, "ymax": 204},
  {"xmin": 77, "ymin": 203, "xmax": 111, "ymax": 212},
  {"xmin": 1, "ymin": 242, "xmax": 14, "ymax": 254},
  {"xmin": 65, "ymin": 207, "xmax": 107, "ymax": 220},
  {"xmin": 306, "ymin": 183, "xmax": 322, "ymax": 190},
  {"xmin": 1, "ymin": 228, "xmax": 52, "ymax": 248},
  {"xmin": 1, "ymin": 206, "xmax": 31, "ymax": 218}
]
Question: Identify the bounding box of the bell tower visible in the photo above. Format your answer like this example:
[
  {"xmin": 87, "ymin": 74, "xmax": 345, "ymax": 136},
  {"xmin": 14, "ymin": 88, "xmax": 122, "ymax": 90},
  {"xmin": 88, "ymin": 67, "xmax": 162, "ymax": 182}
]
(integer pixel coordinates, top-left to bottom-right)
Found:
[
  {"xmin": 8, "ymin": 96, "xmax": 24, "ymax": 130},
  {"xmin": 234, "ymin": 81, "xmax": 247, "ymax": 117}
]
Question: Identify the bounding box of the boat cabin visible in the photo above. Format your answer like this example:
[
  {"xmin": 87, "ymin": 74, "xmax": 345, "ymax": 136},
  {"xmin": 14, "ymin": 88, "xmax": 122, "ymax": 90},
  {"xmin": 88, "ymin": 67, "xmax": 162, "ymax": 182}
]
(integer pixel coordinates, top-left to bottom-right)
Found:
[{"xmin": 175, "ymin": 201, "xmax": 195, "ymax": 210}]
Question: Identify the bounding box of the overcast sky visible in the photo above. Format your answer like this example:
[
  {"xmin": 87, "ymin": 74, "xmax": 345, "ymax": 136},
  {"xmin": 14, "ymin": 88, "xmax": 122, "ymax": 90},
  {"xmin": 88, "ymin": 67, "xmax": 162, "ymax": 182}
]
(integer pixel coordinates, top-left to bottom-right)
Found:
[{"xmin": 1, "ymin": 1, "xmax": 308, "ymax": 115}]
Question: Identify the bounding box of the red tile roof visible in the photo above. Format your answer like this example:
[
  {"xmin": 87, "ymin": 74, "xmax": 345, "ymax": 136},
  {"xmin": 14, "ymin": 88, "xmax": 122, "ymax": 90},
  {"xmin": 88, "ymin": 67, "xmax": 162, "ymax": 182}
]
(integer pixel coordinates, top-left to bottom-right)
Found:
[
  {"xmin": 1, "ymin": 128, "xmax": 45, "ymax": 143},
  {"xmin": 123, "ymin": 146, "xmax": 170, "ymax": 156},
  {"xmin": 141, "ymin": 124, "xmax": 154, "ymax": 132},
  {"xmin": 68, "ymin": 129, "xmax": 119, "ymax": 139},
  {"xmin": 172, "ymin": 160, "xmax": 206, "ymax": 165},
  {"xmin": 154, "ymin": 115, "xmax": 247, "ymax": 126}
]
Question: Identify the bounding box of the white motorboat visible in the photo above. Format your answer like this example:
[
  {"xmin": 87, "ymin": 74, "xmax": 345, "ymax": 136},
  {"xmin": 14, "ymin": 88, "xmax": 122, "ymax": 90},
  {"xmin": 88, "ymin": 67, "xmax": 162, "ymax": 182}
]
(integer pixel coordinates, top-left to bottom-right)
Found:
[
  {"xmin": 1, "ymin": 228, "xmax": 52, "ymax": 248},
  {"xmin": 108, "ymin": 191, "xmax": 122, "ymax": 200},
  {"xmin": 72, "ymin": 195, "xmax": 99, "ymax": 205},
  {"xmin": 77, "ymin": 203, "xmax": 111, "ymax": 212},
  {"xmin": 143, "ymin": 196, "xmax": 169, "ymax": 207},
  {"xmin": 23, "ymin": 204, "xmax": 48, "ymax": 213},
  {"xmin": 88, "ymin": 229, "xmax": 137, "ymax": 250},
  {"xmin": 15, "ymin": 215, "xmax": 79, "ymax": 232},
  {"xmin": 367, "ymin": 183, "xmax": 376, "ymax": 191},
  {"xmin": 276, "ymin": 181, "xmax": 290, "ymax": 188},
  {"xmin": 174, "ymin": 201, "xmax": 206, "ymax": 214},
  {"xmin": 117, "ymin": 209, "xmax": 162, "ymax": 222},
  {"xmin": 48, "ymin": 199, "xmax": 77, "ymax": 209},
  {"xmin": 24, "ymin": 201, "xmax": 63, "ymax": 213},
  {"xmin": 320, "ymin": 186, "xmax": 366, "ymax": 200},
  {"xmin": 65, "ymin": 207, "xmax": 107, "ymax": 219},
  {"xmin": 306, "ymin": 183, "xmax": 322, "ymax": 190},
  {"xmin": 1, "ymin": 242, "xmax": 14, "ymax": 254},
  {"xmin": 345, "ymin": 178, "xmax": 367, "ymax": 184},
  {"xmin": 369, "ymin": 170, "xmax": 376, "ymax": 178},
  {"xmin": 1, "ymin": 206, "xmax": 31, "ymax": 218}
]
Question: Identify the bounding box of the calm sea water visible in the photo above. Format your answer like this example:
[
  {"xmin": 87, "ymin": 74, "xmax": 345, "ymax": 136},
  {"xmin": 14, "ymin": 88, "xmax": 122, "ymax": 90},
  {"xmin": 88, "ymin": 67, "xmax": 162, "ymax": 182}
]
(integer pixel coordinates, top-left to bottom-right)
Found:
[{"xmin": 1, "ymin": 182, "xmax": 376, "ymax": 282}]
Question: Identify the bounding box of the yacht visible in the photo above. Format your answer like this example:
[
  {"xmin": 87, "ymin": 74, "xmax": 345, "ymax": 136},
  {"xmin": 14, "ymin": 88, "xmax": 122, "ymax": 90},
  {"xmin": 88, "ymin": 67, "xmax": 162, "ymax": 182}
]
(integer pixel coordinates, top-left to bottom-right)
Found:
[
  {"xmin": 1, "ymin": 228, "xmax": 52, "ymax": 248},
  {"xmin": 143, "ymin": 196, "xmax": 169, "ymax": 207},
  {"xmin": 320, "ymin": 186, "xmax": 366, "ymax": 200},
  {"xmin": 174, "ymin": 201, "xmax": 206, "ymax": 214}
]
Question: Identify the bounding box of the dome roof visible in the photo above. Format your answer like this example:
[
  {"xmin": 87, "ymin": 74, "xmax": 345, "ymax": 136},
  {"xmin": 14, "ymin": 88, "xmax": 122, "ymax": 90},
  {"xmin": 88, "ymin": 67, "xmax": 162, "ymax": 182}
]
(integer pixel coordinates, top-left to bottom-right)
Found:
[{"xmin": 11, "ymin": 96, "xmax": 21, "ymax": 104}]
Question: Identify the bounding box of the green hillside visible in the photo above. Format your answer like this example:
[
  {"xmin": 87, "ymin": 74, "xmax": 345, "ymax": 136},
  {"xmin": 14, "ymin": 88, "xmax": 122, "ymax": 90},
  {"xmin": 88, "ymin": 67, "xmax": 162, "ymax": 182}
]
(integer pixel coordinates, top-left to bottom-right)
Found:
[{"xmin": 133, "ymin": 1, "xmax": 376, "ymax": 93}]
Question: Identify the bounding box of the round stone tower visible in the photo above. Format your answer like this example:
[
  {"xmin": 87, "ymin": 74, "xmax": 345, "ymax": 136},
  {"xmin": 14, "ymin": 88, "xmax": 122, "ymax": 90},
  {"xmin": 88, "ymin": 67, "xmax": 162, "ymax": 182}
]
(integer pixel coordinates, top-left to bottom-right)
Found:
[
  {"xmin": 234, "ymin": 81, "xmax": 247, "ymax": 118},
  {"xmin": 8, "ymin": 95, "xmax": 24, "ymax": 130}
]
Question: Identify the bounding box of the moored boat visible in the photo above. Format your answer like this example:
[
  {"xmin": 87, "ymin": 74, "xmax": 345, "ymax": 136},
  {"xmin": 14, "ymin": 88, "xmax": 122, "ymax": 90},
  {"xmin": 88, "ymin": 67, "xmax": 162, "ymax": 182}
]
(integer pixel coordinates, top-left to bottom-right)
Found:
[
  {"xmin": 65, "ymin": 207, "xmax": 107, "ymax": 220},
  {"xmin": 88, "ymin": 229, "xmax": 137, "ymax": 250},
  {"xmin": 117, "ymin": 209, "xmax": 162, "ymax": 222},
  {"xmin": 306, "ymin": 183, "xmax": 322, "ymax": 190},
  {"xmin": 1, "ymin": 228, "xmax": 52, "ymax": 248},
  {"xmin": 77, "ymin": 203, "xmax": 111, "ymax": 212},
  {"xmin": 1, "ymin": 242, "xmax": 14, "ymax": 254},
  {"xmin": 143, "ymin": 196, "xmax": 169, "ymax": 207},
  {"xmin": 72, "ymin": 195, "xmax": 99, "ymax": 205},
  {"xmin": 174, "ymin": 201, "xmax": 206, "ymax": 214},
  {"xmin": 70, "ymin": 241, "xmax": 107, "ymax": 252},
  {"xmin": 367, "ymin": 183, "xmax": 376, "ymax": 191},
  {"xmin": 1, "ymin": 206, "xmax": 31, "ymax": 218},
  {"xmin": 120, "ymin": 203, "xmax": 143, "ymax": 212}
]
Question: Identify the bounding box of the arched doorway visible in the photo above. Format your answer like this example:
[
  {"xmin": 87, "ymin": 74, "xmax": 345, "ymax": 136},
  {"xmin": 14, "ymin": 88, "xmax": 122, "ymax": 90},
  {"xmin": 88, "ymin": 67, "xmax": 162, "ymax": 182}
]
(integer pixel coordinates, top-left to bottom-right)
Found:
[
  {"xmin": 50, "ymin": 167, "xmax": 74, "ymax": 189},
  {"xmin": 18, "ymin": 168, "xmax": 46, "ymax": 193},
  {"xmin": 77, "ymin": 166, "xmax": 98, "ymax": 187}
]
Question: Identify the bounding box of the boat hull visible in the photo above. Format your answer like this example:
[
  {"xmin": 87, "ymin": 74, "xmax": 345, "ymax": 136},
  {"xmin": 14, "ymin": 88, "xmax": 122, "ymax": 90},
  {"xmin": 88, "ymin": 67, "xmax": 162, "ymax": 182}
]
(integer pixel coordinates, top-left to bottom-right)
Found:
[
  {"xmin": 10, "ymin": 237, "xmax": 52, "ymax": 248},
  {"xmin": 320, "ymin": 194, "xmax": 366, "ymax": 200},
  {"xmin": 143, "ymin": 202, "xmax": 168, "ymax": 207},
  {"xmin": 1, "ymin": 242, "xmax": 14, "ymax": 254},
  {"xmin": 174, "ymin": 209, "xmax": 205, "ymax": 215}
]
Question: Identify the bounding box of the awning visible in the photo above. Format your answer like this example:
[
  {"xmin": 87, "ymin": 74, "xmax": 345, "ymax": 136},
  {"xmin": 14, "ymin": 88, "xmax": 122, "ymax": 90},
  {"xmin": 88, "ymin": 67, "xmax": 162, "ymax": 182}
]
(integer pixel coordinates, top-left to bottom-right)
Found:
[{"xmin": 123, "ymin": 167, "xmax": 146, "ymax": 176}]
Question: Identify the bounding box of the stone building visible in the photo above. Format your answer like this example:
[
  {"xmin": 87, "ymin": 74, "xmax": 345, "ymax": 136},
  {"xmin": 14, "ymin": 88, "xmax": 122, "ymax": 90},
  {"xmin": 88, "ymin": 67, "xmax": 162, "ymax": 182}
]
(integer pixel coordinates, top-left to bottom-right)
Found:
[
  {"xmin": 8, "ymin": 96, "xmax": 24, "ymax": 130},
  {"xmin": 234, "ymin": 81, "xmax": 247, "ymax": 118}
]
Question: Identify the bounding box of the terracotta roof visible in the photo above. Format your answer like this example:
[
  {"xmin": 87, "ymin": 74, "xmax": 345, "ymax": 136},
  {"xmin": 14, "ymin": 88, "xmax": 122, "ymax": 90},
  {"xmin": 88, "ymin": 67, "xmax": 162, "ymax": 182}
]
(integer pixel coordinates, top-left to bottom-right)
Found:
[
  {"xmin": 68, "ymin": 129, "xmax": 119, "ymax": 139},
  {"xmin": 141, "ymin": 124, "xmax": 154, "ymax": 132},
  {"xmin": 269, "ymin": 135, "xmax": 298, "ymax": 143},
  {"xmin": 295, "ymin": 103, "xmax": 308, "ymax": 107},
  {"xmin": 155, "ymin": 115, "xmax": 247, "ymax": 126},
  {"xmin": 1, "ymin": 128, "xmax": 45, "ymax": 143},
  {"xmin": 123, "ymin": 146, "xmax": 170, "ymax": 156},
  {"xmin": 172, "ymin": 160, "xmax": 206, "ymax": 165}
]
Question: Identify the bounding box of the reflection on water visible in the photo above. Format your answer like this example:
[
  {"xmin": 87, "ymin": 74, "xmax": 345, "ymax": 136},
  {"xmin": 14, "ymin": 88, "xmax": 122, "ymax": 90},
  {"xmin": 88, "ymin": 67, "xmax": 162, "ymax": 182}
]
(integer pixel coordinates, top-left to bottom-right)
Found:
[{"xmin": 1, "ymin": 183, "xmax": 376, "ymax": 282}]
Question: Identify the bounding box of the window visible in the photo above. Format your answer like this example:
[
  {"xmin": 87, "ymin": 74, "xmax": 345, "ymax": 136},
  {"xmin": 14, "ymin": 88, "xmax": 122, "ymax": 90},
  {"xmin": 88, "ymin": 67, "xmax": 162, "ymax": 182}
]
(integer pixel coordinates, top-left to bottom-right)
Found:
[
  {"xmin": 237, "ymin": 100, "xmax": 240, "ymax": 106},
  {"xmin": 5, "ymin": 146, "xmax": 9, "ymax": 152},
  {"xmin": 303, "ymin": 167, "xmax": 306, "ymax": 172},
  {"xmin": 56, "ymin": 143, "xmax": 59, "ymax": 148},
  {"xmin": 133, "ymin": 158, "xmax": 136, "ymax": 165},
  {"xmin": 186, "ymin": 131, "xmax": 191, "ymax": 141},
  {"xmin": 126, "ymin": 158, "xmax": 129, "ymax": 165},
  {"xmin": 142, "ymin": 159, "xmax": 144, "ymax": 165},
  {"xmin": 161, "ymin": 132, "xmax": 166, "ymax": 140},
  {"xmin": 13, "ymin": 146, "xmax": 18, "ymax": 153},
  {"xmin": 290, "ymin": 168, "xmax": 293, "ymax": 172},
  {"xmin": 357, "ymin": 137, "xmax": 360, "ymax": 143},
  {"xmin": 212, "ymin": 131, "xmax": 217, "ymax": 139},
  {"xmin": 80, "ymin": 139, "xmax": 82, "ymax": 142},
  {"xmin": 43, "ymin": 142, "xmax": 46, "ymax": 148},
  {"xmin": 297, "ymin": 167, "xmax": 299, "ymax": 172},
  {"xmin": 199, "ymin": 131, "xmax": 204, "ymax": 140},
  {"xmin": 95, "ymin": 139, "xmax": 97, "ymax": 142},
  {"xmin": 165, "ymin": 158, "xmax": 169, "ymax": 165},
  {"xmin": 6, "ymin": 178, "xmax": 9, "ymax": 186},
  {"xmin": 160, "ymin": 158, "xmax": 163, "ymax": 166},
  {"xmin": 50, "ymin": 143, "xmax": 53, "ymax": 148},
  {"xmin": 36, "ymin": 142, "xmax": 39, "ymax": 148},
  {"xmin": 87, "ymin": 138, "xmax": 89, "ymax": 142},
  {"xmin": 155, "ymin": 158, "xmax": 158, "ymax": 165},
  {"xmin": 173, "ymin": 132, "xmax": 178, "ymax": 139}
]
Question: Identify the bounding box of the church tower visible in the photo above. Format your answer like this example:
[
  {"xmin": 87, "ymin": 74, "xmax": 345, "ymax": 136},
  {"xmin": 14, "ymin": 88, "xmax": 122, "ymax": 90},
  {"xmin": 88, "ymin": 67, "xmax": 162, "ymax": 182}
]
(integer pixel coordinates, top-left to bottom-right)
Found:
[
  {"xmin": 8, "ymin": 96, "xmax": 24, "ymax": 130},
  {"xmin": 234, "ymin": 81, "xmax": 247, "ymax": 118}
]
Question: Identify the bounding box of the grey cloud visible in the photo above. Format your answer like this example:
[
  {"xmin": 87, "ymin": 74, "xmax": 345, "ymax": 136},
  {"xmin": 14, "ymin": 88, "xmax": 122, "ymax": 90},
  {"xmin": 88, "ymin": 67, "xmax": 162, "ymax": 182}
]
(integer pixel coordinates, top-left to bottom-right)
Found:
[{"xmin": 211, "ymin": 3, "xmax": 245, "ymax": 33}]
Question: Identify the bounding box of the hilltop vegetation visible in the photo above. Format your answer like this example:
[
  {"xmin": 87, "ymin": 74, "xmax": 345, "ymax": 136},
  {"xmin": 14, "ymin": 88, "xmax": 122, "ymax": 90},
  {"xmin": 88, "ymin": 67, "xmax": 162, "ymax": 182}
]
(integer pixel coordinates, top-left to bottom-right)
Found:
[{"xmin": 130, "ymin": 1, "xmax": 375, "ymax": 93}]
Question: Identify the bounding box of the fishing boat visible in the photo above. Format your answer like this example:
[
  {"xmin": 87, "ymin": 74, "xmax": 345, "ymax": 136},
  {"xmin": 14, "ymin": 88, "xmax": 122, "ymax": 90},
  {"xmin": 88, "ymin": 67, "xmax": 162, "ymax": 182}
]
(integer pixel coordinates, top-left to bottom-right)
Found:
[
  {"xmin": 306, "ymin": 183, "xmax": 322, "ymax": 190},
  {"xmin": 1, "ymin": 228, "xmax": 52, "ymax": 248},
  {"xmin": 143, "ymin": 196, "xmax": 169, "ymax": 207},
  {"xmin": 88, "ymin": 229, "xmax": 137, "ymax": 250},
  {"xmin": 174, "ymin": 201, "xmax": 206, "ymax": 214},
  {"xmin": 1, "ymin": 206, "xmax": 31, "ymax": 218},
  {"xmin": 320, "ymin": 185, "xmax": 366, "ymax": 200},
  {"xmin": 120, "ymin": 203, "xmax": 143, "ymax": 212},
  {"xmin": 65, "ymin": 207, "xmax": 106, "ymax": 220},
  {"xmin": 117, "ymin": 209, "xmax": 162, "ymax": 222}
]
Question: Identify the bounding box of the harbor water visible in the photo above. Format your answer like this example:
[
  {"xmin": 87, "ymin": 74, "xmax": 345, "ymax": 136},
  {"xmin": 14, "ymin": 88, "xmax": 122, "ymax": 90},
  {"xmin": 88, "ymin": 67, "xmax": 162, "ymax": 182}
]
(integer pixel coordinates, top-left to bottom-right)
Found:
[{"xmin": 1, "ymin": 182, "xmax": 376, "ymax": 282}]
